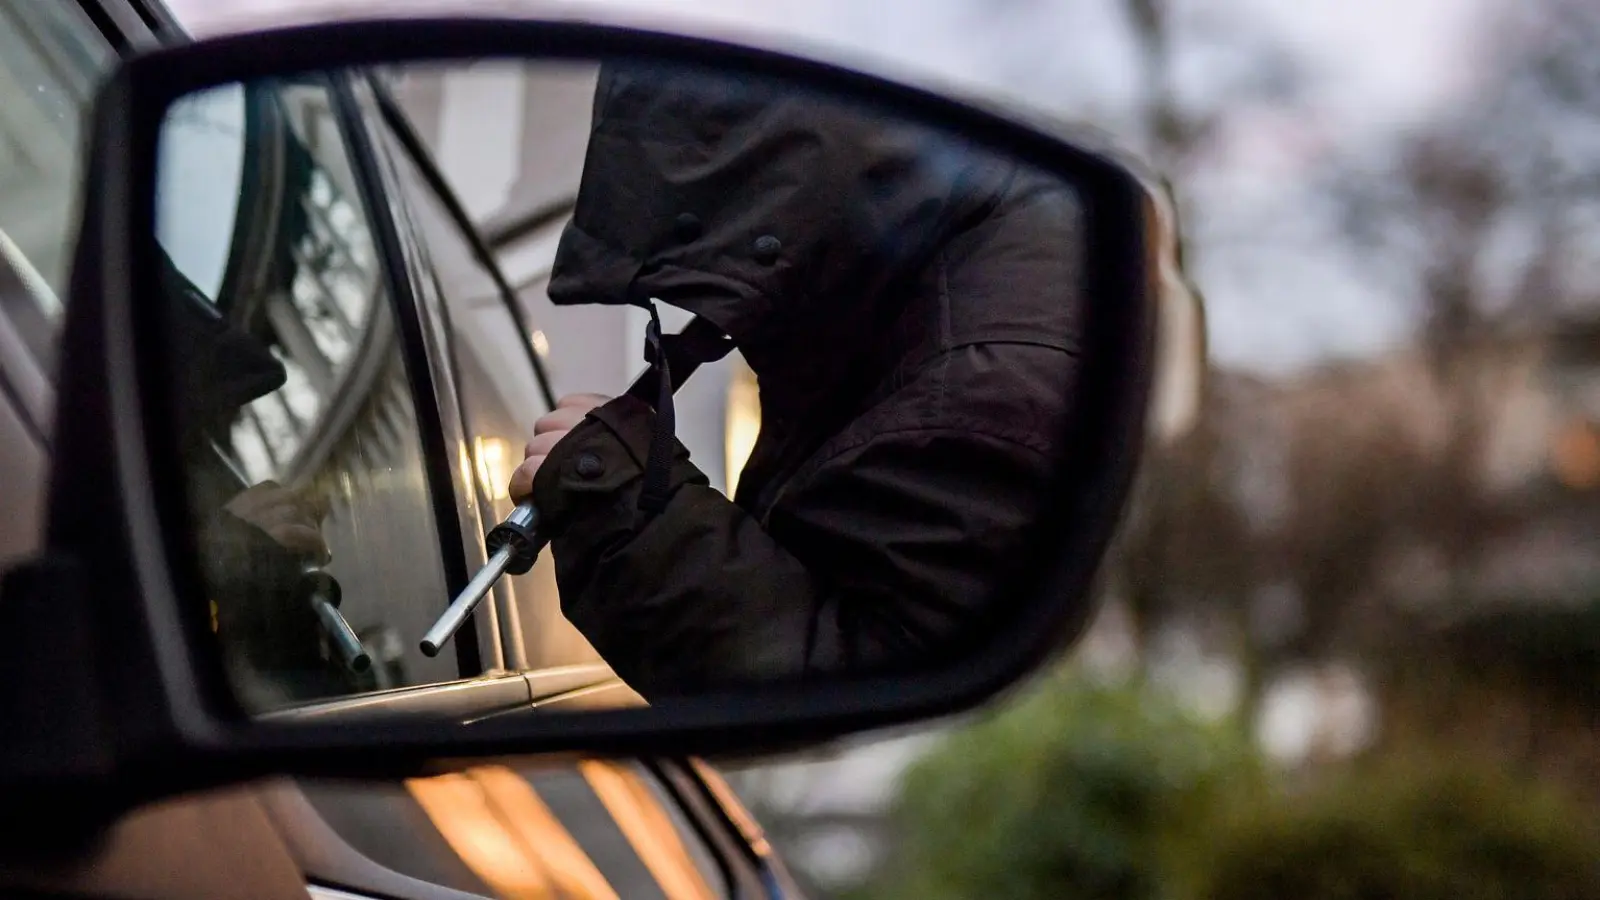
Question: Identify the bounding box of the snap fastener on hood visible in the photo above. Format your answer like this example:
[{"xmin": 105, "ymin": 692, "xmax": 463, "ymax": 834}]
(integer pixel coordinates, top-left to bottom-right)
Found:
[
  {"xmin": 674, "ymin": 213, "xmax": 703, "ymax": 241},
  {"xmin": 752, "ymin": 234, "xmax": 782, "ymax": 264}
]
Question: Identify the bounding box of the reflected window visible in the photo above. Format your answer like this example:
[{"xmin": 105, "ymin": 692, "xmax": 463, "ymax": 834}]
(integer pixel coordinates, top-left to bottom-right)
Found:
[{"xmin": 157, "ymin": 77, "xmax": 459, "ymax": 711}]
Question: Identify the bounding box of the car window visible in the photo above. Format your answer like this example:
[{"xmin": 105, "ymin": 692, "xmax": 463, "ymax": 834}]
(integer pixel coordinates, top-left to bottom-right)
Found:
[
  {"xmin": 0, "ymin": 0, "xmax": 114, "ymax": 374},
  {"xmin": 158, "ymin": 83, "xmax": 248, "ymax": 300},
  {"xmin": 365, "ymin": 93, "xmax": 617, "ymax": 680},
  {"xmin": 155, "ymin": 76, "xmax": 462, "ymax": 711}
]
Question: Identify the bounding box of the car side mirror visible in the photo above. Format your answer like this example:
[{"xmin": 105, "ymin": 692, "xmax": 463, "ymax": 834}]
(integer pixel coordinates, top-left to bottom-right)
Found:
[{"xmin": 0, "ymin": 15, "xmax": 1180, "ymax": 821}]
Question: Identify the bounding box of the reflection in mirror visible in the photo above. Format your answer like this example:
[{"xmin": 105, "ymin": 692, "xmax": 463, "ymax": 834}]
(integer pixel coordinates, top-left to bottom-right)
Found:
[
  {"xmin": 154, "ymin": 58, "xmax": 1098, "ymax": 714},
  {"xmin": 157, "ymin": 74, "xmax": 461, "ymax": 712}
]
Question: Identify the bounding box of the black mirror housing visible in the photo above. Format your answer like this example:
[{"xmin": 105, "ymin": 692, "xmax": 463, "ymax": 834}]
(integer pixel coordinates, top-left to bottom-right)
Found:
[{"xmin": 1, "ymin": 14, "xmax": 1160, "ymax": 821}]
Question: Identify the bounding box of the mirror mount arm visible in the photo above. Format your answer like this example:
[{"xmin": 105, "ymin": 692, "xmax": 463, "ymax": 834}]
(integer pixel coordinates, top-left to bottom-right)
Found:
[{"xmin": 0, "ymin": 554, "xmax": 126, "ymax": 829}]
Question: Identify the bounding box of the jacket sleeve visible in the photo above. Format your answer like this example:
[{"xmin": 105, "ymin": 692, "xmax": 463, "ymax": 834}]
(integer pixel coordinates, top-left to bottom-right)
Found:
[{"xmin": 532, "ymin": 358, "xmax": 1074, "ymax": 699}]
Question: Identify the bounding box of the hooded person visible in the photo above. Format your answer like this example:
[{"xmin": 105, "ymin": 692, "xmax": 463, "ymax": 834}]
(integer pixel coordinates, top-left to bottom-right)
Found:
[
  {"xmin": 510, "ymin": 61, "xmax": 1087, "ymax": 698},
  {"xmin": 162, "ymin": 249, "xmax": 353, "ymax": 704}
]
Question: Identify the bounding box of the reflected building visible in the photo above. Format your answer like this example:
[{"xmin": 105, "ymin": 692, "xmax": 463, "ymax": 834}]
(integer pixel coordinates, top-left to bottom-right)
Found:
[{"xmin": 1256, "ymin": 323, "xmax": 1600, "ymax": 611}]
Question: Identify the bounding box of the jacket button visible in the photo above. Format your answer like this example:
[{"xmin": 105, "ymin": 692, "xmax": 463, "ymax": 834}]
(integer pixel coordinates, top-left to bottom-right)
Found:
[
  {"xmin": 752, "ymin": 234, "xmax": 782, "ymax": 264},
  {"xmin": 575, "ymin": 452, "xmax": 605, "ymax": 479},
  {"xmin": 674, "ymin": 213, "xmax": 703, "ymax": 240}
]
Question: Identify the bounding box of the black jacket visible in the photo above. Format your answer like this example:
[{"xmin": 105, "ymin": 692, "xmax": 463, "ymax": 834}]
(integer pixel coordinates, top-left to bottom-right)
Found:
[{"xmin": 534, "ymin": 62, "xmax": 1088, "ymax": 697}]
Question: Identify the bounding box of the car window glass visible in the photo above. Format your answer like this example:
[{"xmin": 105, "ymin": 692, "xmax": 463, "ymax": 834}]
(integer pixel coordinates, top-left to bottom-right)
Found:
[
  {"xmin": 0, "ymin": 0, "xmax": 114, "ymax": 373},
  {"xmin": 155, "ymin": 77, "xmax": 461, "ymax": 711},
  {"xmin": 367, "ymin": 95, "xmax": 616, "ymax": 680},
  {"xmin": 158, "ymin": 84, "xmax": 248, "ymax": 299}
]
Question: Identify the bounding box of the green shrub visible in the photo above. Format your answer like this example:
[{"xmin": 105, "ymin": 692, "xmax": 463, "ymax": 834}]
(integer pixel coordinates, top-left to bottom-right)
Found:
[
  {"xmin": 855, "ymin": 672, "xmax": 1265, "ymax": 900},
  {"xmin": 1186, "ymin": 752, "xmax": 1600, "ymax": 900},
  {"xmin": 851, "ymin": 669, "xmax": 1600, "ymax": 900}
]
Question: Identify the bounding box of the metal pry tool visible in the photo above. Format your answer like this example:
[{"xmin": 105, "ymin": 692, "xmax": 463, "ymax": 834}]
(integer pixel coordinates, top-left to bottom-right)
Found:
[
  {"xmin": 419, "ymin": 500, "xmax": 542, "ymax": 657},
  {"xmin": 208, "ymin": 440, "xmax": 370, "ymax": 673},
  {"xmin": 418, "ymin": 314, "xmax": 731, "ymax": 658}
]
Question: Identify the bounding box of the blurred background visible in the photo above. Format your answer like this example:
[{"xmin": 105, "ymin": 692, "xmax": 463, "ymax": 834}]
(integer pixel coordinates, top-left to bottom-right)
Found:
[{"xmin": 169, "ymin": 0, "xmax": 1600, "ymax": 895}]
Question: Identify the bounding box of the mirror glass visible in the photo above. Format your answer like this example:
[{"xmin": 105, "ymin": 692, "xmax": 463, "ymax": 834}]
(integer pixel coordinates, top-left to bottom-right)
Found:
[{"xmin": 151, "ymin": 58, "xmax": 1104, "ymax": 716}]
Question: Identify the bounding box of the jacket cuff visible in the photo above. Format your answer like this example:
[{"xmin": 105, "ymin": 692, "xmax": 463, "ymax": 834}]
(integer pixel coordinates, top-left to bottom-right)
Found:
[{"xmin": 531, "ymin": 395, "xmax": 708, "ymax": 534}]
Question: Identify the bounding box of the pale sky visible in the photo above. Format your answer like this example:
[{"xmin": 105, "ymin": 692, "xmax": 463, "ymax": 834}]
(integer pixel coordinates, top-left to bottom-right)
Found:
[
  {"xmin": 161, "ymin": 0, "xmax": 1501, "ymax": 373},
  {"xmin": 164, "ymin": 0, "xmax": 1484, "ymax": 126}
]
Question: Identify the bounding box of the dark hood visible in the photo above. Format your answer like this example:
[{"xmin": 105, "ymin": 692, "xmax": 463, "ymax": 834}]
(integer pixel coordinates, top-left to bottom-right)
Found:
[
  {"xmin": 161, "ymin": 250, "xmax": 287, "ymax": 443},
  {"xmin": 547, "ymin": 60, "xmax": 1015, "ymax": 398}
]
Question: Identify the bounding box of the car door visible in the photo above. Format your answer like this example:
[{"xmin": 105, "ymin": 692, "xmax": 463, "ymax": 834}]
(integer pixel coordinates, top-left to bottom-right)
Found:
[
  {"xmin": 169, "ymin": 56, "xmax": 788, "ymax": 898},
  {"xmin": 155, "ymin": 63, "xmax": 765, "ymax": 900},
  {"xmin": 345, "ymin": 80, "xmax": 802, "ymax": 898},
  {"xmin": 327, "ymin": 69, "xmax": 800, "ymax": 899},
  {"xmin": 355, "ymin": 70, "xmax": 628, "ymax": 698}
]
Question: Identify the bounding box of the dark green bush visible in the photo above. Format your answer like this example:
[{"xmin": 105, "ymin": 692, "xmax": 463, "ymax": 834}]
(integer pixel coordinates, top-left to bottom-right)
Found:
[
  {"xmin": 850, "ymin": 670, "xmax": 1599, "ymax": 900},
  {"xmin": 1185, "ymin": 752, "xmax": 1600, "ymax": 900},
  {"xmin": 853, "ymin": 672, "xmax": 1265, "ymax": 900}
]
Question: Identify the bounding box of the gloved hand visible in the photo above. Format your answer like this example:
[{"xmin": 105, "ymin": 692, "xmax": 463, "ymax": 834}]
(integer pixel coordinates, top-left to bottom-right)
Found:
[
  {"xmin": 201, "ymin": 482, "xmax": 350, "ymax": 701},
  {"xmin": 221, "ymin": 480, "xmax": 330, "ymax": 564},
  {"xmin": 508, "ymin": 393, "xmax": 613, "ymax": 502}
]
